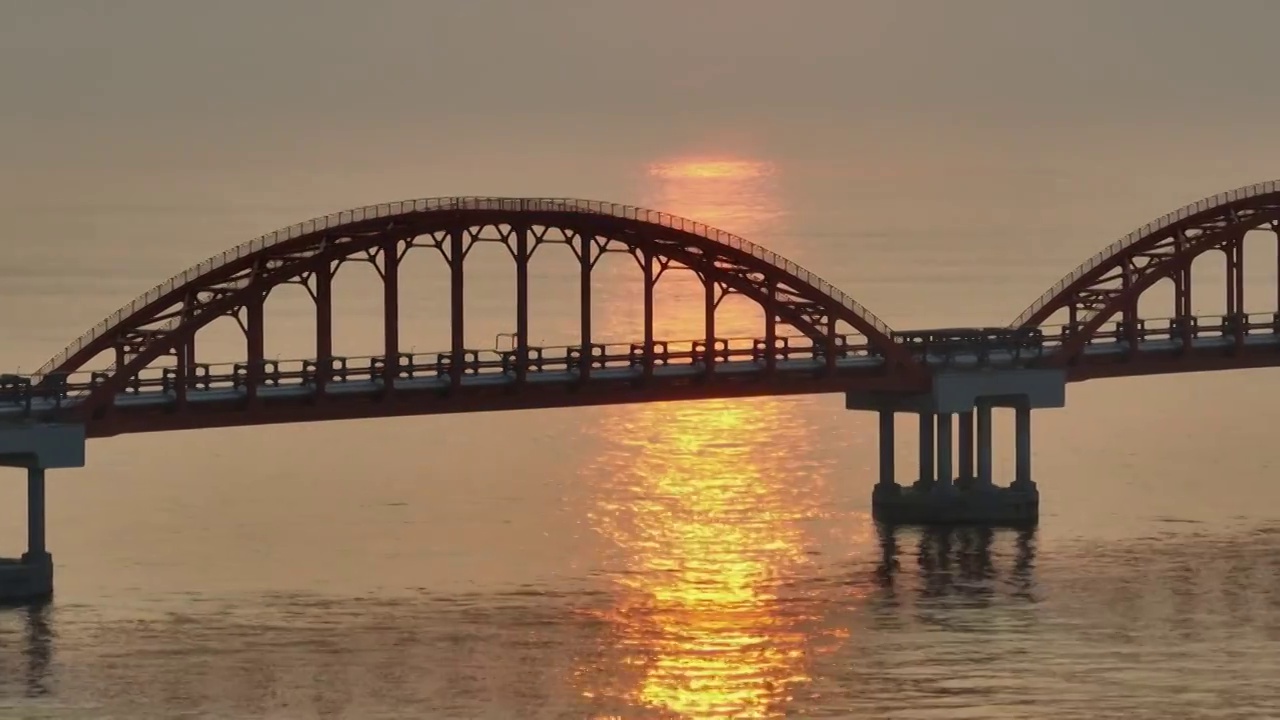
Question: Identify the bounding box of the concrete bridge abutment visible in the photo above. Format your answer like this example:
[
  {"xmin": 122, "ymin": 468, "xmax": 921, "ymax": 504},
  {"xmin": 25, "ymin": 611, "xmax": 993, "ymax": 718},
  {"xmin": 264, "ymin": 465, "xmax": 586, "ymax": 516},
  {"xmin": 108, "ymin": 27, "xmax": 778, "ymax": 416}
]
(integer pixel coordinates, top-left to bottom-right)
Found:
[
  {"xmin": 0, "ymin": 423, "xmax": 86, "ymax": 603},
  {"xmin": 848, "ymin": 368, "xmax": 1066, "ymax": 526}
]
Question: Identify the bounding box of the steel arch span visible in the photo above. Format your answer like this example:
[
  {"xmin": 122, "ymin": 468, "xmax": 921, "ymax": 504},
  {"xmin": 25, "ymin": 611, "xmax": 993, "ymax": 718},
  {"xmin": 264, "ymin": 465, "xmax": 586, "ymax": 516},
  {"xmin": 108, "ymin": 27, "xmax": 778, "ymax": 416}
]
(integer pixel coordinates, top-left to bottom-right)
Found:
[
  {"xmin": 1012, "ymin": 180, "xmax": 1280, "ymax": 377},
  {"xmin": 30, "ymin": 197, "xmax": 919, "ymax": 437}
]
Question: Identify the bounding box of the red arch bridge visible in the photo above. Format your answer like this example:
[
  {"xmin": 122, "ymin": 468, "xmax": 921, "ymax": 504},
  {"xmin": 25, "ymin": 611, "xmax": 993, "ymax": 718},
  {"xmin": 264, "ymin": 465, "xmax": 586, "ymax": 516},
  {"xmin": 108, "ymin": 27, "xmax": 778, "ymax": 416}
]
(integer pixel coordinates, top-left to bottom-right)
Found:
[{"xmin": 4, "ymin": 182, "xmax": 1280, "ymax": 599}]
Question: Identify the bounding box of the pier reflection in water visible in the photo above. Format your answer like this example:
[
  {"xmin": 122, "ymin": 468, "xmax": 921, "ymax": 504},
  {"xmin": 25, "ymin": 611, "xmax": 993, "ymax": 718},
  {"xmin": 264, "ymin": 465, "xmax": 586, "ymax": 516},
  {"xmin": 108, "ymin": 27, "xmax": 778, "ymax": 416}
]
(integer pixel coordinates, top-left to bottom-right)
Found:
[
  {"xmin": 873, "ymin": 524, "xmax": 1037, "ymax": 603},
  {"xmin": 0, "ymin": 604, "xmax": 53, "ymax": 701}
]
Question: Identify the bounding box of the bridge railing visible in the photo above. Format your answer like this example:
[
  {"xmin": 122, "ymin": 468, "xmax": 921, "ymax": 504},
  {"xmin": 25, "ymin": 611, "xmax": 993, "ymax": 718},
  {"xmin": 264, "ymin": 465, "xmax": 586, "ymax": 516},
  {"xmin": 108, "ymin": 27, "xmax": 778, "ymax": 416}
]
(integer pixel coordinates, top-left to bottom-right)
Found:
[
  {"xmin": 12, "ymin": 316, "xmax": 1280, "ymax": 416},
  {"xmin": 1012, "ymin": 180, "xmax": 1280, "ymax": 328},
  {"xmin": 1037, "ymin": 312, "xmax": 1280, "ymax": 348},
  {"xmin": 12, "ymin": 334, "xmax": 884, "ymax": 409},
  {"xmin": 32, "ymin": 197, "xmax": 893, "ymax": 384}
]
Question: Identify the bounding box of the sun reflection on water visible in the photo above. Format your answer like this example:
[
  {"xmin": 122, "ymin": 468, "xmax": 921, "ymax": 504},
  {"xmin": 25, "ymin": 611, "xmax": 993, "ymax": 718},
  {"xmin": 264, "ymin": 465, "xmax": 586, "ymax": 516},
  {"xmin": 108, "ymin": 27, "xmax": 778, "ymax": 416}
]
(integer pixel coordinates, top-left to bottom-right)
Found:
[{"xmin": 578, "ymin": 156, "xmax": 833, "ymax": 718}]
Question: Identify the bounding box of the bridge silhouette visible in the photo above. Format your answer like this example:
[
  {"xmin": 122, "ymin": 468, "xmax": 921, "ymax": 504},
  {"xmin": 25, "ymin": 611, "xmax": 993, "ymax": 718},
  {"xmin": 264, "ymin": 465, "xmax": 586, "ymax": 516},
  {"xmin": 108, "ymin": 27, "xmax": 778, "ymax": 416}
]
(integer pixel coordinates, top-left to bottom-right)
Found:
[{"xmin": 2, "ymin": 180, "xmax": 1279, "ymax": 599}]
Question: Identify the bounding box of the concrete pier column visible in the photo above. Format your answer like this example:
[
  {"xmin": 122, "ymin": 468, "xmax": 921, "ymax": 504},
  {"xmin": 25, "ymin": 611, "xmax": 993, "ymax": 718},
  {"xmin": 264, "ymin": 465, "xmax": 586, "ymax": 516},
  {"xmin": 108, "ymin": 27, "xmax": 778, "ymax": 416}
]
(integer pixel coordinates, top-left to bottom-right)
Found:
[
  {"xmin": 936, "ymin": 413, "xmax": 953, "ymax": 489},
  {"xmin": 958, "ymin": 411, "xmax": 974, "ymax": 483},
  {"xmin": 0, "ymin": 423, "xmax": 85, "ymax": 602},
  {"xmin": 917, "ymin": 413, "xmax": 935, "ymax": 485},
  {"xmin": 1014, "ymin": 405, "xmax": 1032, "ymax": 488},
  {"xmin": 877, "ymin": 410, "xmax": 895, "ymax": 488},
  {"xmin": 976, "ymin": 401, "xmax": 993, "ymax": 487},
  {"xmin": 25, "ymin": 468, "xmax": 47, "ymax": 561}
]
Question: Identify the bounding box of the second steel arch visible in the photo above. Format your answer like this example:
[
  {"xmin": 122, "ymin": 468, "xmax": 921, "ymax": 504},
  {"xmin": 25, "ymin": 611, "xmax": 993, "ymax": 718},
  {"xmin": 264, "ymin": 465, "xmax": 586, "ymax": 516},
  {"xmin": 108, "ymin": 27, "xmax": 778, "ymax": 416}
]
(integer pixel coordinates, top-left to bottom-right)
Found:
[{"xmin": 1012, "ymin": 180, "xmax": 1280, "ymax": 365}]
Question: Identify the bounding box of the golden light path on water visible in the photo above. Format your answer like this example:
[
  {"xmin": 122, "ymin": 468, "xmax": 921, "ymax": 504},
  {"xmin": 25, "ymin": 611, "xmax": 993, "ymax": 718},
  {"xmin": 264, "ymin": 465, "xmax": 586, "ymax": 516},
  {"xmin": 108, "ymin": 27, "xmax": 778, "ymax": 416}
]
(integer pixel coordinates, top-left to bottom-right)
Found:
[{"xmin": 578, "ymin": 158, "xmax": 837, "ymax": 718}]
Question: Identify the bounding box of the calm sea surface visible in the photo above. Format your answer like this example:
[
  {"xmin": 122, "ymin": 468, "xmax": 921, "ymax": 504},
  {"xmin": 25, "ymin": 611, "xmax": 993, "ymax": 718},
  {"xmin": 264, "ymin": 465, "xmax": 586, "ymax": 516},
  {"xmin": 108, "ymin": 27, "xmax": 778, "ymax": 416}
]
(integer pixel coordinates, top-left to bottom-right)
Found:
[{"xmin": 1, "ymin": 153, "xmax": 1279, "ymax": 719}]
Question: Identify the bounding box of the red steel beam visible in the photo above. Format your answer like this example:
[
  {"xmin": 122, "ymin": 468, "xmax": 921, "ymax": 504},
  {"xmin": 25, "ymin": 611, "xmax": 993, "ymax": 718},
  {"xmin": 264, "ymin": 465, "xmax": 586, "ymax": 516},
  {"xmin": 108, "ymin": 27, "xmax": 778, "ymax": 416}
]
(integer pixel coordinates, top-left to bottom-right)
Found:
[
  {"xmin": 515, "ymin": 224, "xmax": 530, "ymax": 385},
  {"xmin": 383, "ymin": 239, "xmax": 400, "ymax": 389},
  {"xmin": 579, "ymin": 232, "xmax": 592, "ymax": 382},
  {"xmin": 246, "ymin": 294, "xmax": 265, "ymax": 403},
  {"xmin": 449, "ymin": 227, "xmax": 465, "ymax": 389},
  {"xmin": 315, "ymin": 262, "xmax": 333, "ymax": 394},
  {"xmin": 703, "ymin": 272, "xmax": 716, "ymax": 377},
  {"xmin": 764, "ymin": 280, "xmax": 777, "ymax": 374},
  {"xmin": 642, "ymin": 249, "xmax": 654, "ymax": 381}
]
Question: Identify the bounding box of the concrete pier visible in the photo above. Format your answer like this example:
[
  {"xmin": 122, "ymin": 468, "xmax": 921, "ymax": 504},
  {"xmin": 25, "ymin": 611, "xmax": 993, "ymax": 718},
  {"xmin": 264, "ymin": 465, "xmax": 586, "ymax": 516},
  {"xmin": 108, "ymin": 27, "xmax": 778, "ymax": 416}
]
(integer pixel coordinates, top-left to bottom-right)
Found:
[
  {"xmin": 0, "ymin": 423, "xmax": 85, "ymax": 603},
  {"xmin": 871, "ymin": 481, "xmax": 1040, "ymax": 525},
  {"xmin": 852, "ymin": 365, "xmax": 1063, "ymax": 526}
]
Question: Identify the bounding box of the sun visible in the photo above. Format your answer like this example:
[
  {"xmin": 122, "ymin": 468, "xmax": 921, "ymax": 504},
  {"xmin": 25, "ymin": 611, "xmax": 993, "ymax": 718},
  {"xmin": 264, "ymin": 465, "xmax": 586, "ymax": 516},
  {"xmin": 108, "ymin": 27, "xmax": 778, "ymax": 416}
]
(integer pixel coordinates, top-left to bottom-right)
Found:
[{"xmin": 647, "ymin": 159, "xmax": 775, "ymax": 181}]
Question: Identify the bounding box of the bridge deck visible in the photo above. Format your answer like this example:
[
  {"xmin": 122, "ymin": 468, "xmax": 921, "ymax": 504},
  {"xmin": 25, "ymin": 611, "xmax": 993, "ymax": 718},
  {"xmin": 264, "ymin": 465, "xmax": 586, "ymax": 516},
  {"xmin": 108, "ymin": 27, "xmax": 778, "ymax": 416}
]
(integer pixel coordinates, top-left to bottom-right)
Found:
[{"xmin": 3, "ymin": 329, "xmax": 1277, "ymax": 429}]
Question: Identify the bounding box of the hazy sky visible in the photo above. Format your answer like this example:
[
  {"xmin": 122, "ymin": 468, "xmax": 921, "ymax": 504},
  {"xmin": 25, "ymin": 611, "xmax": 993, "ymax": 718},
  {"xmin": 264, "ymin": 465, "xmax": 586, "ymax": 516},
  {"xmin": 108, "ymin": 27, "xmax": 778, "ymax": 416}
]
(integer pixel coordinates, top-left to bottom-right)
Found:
[
  {"xmin": 7, "ymin": 1, "xmax": 1280, "ymax": 120},
  {"xmin": 4, "ymin": 0, "xmax": 1280, "ymax": 211}
]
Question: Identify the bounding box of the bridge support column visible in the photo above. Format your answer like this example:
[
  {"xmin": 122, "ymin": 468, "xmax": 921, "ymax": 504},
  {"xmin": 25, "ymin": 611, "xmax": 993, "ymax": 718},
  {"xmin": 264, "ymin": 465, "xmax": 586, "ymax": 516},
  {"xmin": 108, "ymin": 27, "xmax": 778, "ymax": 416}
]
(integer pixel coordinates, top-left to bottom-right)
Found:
[
  {"xmin": 0, "ymin": 423, "xmax": 84, "ymax": 603},
  {"xmin": 976, "ymin": 400, "xmax": 993, "ymax": 489},
  {"xmin": 849, "ymin": 366, "xmax": 1061, "ymax": 527},
  {"xmin": 935, "ymin": 413, "xmax": 954, "ymax": 493},
  {"xmin": 1013, "ymin": 405, "xmax": 1036, "ymax": 491},
  {"xmin": 957, "ymin": 411, "xmax": 974, "ymax": 488},
  {"xmin": 23, "ymin": 468, "xmax": 47, "ymax": 563},
  {"xmin": 3, "ymin": 465, "xmax": 54, "ymax": 604},
  {"xmin": 916, "ymin": 413, "xmax": 935, "ymax": 490},
  {"xmin": 877, "ymin": 410, "xmax": 895, "ymax": 491}
]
